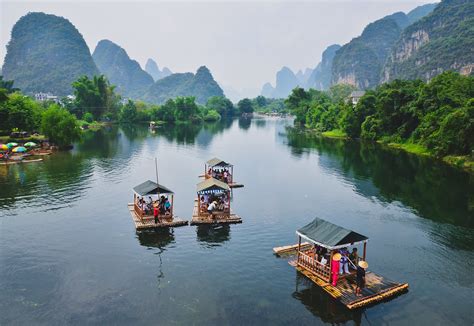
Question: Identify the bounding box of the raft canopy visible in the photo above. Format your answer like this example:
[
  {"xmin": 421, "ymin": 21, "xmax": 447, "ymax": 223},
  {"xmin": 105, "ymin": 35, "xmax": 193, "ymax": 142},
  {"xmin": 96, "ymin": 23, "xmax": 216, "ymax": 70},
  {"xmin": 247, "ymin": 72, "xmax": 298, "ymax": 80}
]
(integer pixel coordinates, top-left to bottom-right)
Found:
[
  {"xmin": 133, "ymin": 180, "xmax": 174, "ymax": 196},
  {"xmin": 296, "ymin": 217, "xmax": 368, "ymax": 250},
  {"xmin": 197, "ymin": 177, "xmax": 230, "ymax": 194},
  {"xmin": 206, "ymin": 157, "xmax": 232, "ymax": 167}
]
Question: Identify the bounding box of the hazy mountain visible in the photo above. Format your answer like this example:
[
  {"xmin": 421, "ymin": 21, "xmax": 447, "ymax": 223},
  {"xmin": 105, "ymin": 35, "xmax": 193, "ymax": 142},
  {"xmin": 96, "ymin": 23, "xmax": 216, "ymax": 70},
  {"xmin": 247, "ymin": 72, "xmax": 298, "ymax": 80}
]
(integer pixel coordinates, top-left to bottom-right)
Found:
[
  {"xmin": 261, "ymin": 82, "xmax": 275, "ymax": 98},
  {"xmin": 145, "ymin": 58, "xmax": 172, "ymax": 81},
  {"xmin": 306, "ymin": 44, "xmax": 341, "ymax": 90},
  {"xmin": 143, "ymin": 66, "xmax": 224, "ymax": 104},
  {"xmin": 92, "ymin": 39, "xmax": 154, "ymax": 99},
  {"xmin": 331, "ymin": 4, "xmax": 436, "ymax": 89},
  {"xmin": 406, "ymin": 3, "xmax": 438, "ymax": 23},
  {"xmin": 382, "ymin": 0, "xmax": 473, "ymax": 82},
  {"xmin": 2, "ymin": 12, "xmax": 98, "ymax": 95},
  {"xmin": 295, "ymin": 68, "xmax": 313, "ymax": 86},
  {"xmin": 260, "ymin": 66, "xmax": 304, "ymax": 98}
]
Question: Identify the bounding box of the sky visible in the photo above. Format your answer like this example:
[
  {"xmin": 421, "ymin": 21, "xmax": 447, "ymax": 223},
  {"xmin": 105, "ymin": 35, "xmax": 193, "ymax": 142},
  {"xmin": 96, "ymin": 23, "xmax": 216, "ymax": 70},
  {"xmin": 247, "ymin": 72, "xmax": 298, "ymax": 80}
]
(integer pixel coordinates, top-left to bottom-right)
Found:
[{"xmin": 1, "ymin": 0, "xmax": 436, "ymax": 99}]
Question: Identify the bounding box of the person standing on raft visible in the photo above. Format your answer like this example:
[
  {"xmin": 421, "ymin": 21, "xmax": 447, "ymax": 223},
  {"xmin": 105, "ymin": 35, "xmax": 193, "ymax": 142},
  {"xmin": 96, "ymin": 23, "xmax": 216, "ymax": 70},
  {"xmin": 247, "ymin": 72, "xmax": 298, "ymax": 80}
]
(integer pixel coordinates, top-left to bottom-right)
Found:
[
  {"xmin": 356, "ymin": 260, "xmax": 368, "ymax": 296},
  {"xmin": 331, "ymin": 253, "xmax": 342, "ymax": 286}
]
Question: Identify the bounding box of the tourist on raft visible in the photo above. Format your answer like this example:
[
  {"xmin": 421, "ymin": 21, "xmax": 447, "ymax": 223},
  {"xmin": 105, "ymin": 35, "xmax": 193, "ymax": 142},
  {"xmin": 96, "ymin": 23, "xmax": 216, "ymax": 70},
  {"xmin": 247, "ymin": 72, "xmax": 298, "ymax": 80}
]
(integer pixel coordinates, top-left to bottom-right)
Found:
[
  {"xmin": 339, "ymin": 248, "xmax": 350, "ymax": 275},
  {"xmin": 356, "ymin": 260, "xmax": 368, "ymax": 296},
  {"xmin": 331, "ymin": 252, "xmax": 341, "ymax": 286}
]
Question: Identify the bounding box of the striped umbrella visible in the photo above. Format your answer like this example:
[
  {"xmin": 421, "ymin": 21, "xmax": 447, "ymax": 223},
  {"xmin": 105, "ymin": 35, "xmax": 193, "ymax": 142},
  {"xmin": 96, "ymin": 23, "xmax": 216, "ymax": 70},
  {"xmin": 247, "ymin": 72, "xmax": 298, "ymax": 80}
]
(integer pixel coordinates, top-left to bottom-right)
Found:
[
  {"xmin": 12, "ymin": 146, "xmax": 27, "ymax": 153},
  {"xmin": 7, "ymin": 142, "xmax": 18, "ymax": 148},
  {"xmin": 24, "ymin": 142, "xmax": 37, "ymax": 147}
]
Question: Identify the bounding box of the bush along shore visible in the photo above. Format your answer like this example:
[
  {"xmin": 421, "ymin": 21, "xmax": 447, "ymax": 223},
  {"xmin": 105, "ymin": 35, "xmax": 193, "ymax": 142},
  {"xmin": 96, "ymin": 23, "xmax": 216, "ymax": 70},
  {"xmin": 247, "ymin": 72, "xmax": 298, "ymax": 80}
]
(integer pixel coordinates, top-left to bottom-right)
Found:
[{"xmin": 284, "ymin": 72, "xmax": 474, "ymax": 173}]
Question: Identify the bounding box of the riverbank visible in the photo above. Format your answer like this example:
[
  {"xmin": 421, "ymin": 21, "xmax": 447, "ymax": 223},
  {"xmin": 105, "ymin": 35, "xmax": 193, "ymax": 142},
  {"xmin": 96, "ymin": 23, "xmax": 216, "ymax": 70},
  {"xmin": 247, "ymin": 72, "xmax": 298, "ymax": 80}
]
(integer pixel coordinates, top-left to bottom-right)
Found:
[{"xmin": 311, "ymin": 128, "xmax": 473, "ymax": 174}]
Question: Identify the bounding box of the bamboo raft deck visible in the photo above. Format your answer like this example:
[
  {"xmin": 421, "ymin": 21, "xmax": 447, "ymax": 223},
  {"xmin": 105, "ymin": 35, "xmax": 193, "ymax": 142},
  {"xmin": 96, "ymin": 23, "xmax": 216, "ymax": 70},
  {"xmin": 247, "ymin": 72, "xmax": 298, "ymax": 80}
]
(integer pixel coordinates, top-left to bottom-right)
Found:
[
  {"xmin": 190, "ymin": 200, "xmax": 242, "ymax": 225},
  {"xmin": 292, "ymin": 261, "xmax": 408, "ymax": 309},
  {"xmin": 273, "ymin": 242, "xmax": 312, "ymax": 256},
  {"xmin": 0, "ymin": 158, "xmax": 43, "ymax": 166},
  {"xmin": 127, "ymin": 204, "xmax": 188, "ymax": 230}
]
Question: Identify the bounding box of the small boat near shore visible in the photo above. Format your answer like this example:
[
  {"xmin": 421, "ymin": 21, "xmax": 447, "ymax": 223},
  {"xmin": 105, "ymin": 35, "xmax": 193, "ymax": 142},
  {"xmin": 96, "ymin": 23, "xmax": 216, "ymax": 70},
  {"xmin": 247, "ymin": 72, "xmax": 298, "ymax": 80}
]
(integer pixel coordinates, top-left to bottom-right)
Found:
[{"xmin": 274, "ymin": 217, "xmax": 408, "ymax": 310}]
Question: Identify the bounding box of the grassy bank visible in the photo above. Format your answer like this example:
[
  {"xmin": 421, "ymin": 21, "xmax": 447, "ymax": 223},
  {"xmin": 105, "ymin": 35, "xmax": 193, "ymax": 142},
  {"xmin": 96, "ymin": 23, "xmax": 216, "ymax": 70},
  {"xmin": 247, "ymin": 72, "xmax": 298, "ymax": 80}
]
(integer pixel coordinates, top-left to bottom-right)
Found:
[
  {"xmin": 321, "ymin": 129, "xmax": 347, "ymax": 139},
  {"xmin": 319, "ymin": 129, "xmax": 474, "ymax": 174},
  {"xmin": 0, "ymin": 134, "xmax": 46, "ymax": 143},
  {"xmin": 78, "ymin": 120, "xmax": 109, "ymax": 131}
]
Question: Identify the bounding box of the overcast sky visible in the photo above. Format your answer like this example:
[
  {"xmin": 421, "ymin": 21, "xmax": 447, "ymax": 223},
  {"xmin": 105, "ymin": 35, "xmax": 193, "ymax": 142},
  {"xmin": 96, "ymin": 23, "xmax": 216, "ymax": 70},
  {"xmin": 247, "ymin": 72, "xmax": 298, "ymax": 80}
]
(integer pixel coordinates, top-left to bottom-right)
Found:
[{"xmin": 1, "ymin": 0, "xmax": 436, "ymax": 98}]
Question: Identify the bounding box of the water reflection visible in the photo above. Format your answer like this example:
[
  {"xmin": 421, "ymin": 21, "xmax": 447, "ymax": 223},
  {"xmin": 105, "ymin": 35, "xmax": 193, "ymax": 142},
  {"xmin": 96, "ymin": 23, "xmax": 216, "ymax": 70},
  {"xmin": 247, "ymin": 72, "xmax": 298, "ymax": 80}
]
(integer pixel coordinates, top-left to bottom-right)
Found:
[
  {"xmin": 0, "ymin": 120, "xmax": 238, "ymax": 214},
  {"xmin": 238, "ymin": 117, "xmax": 251, "ymax": 130},
  {"xmin": 136, "ymin": 229, "xmax": 175, "ymax": 250},
  {"xmin": 285, "ymin": 129, "xmax": 474, "ymax": 227},
  {"xmin": 292, "ymin": 272, "xmax": 363, "ymax": 325},
  {"xmin": 196, "ymin": 225, "xmax": 231, "ymax": 247},
  {"xmin": 285, "ymin": 128, "xmax": 474, "ymax": 250}
]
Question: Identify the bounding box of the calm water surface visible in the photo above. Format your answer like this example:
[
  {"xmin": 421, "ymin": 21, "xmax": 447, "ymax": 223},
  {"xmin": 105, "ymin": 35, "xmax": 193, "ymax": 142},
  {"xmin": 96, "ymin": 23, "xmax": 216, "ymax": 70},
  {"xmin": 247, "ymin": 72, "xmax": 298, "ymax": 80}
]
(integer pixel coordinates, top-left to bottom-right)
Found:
[{"xmin": 1, "ymin": 118, "xmax": 473, "ymax": 325}]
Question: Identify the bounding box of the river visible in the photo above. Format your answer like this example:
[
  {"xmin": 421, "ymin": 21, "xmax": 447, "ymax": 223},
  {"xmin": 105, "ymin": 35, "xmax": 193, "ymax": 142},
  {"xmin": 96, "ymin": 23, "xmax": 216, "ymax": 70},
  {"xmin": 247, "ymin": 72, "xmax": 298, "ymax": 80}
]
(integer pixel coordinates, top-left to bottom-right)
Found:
[{"xmin": 1, "ymin": 117, "xmax": 473, "ymax": 325}]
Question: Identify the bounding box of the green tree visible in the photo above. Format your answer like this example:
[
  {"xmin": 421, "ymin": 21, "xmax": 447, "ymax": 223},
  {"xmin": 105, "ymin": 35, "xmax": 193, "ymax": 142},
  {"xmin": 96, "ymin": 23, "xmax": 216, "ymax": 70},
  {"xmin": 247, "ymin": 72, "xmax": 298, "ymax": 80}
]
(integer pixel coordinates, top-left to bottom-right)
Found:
[
  {"xmin": 41, "ymin": 104, "xmax": 81, "ymax": 148},
  {"xmin": 206, "ymin": 96, "xmax": 235, "ymax": 116},
  {"xmin": 2, "ymin": 93, "xmax": 42, "ymax": 132},
  {"xmin": 72, "ymin": 75, "xmax": 119, "ymax": 120},
  {"xmin": 237, "ymin": 98, "xmax": 254, "ymax": 114},
  {"xmin": 119, "ymin": 100, "xmax": 138, "ymax": 123}
]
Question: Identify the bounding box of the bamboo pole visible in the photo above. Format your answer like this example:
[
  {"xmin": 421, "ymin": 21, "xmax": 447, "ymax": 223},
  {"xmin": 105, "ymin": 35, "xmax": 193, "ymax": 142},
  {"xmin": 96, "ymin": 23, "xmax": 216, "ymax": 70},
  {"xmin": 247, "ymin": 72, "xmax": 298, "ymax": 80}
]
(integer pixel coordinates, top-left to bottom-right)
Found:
[{"xmin": 363, "ymin": 242, "xmax": 367, "ymax": 261}]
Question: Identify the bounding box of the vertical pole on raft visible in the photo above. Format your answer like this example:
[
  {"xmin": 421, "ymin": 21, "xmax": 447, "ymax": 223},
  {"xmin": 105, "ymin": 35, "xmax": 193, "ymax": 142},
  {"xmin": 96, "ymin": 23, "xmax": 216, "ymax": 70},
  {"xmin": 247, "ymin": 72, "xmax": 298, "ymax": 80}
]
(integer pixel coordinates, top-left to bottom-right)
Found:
[
  {"xmin": 171, "ymin": 194, "xmax": 174, "ymax": 217},
  {"xmin": 363, "ymin": 242, "xmax": 367, "ymax": 261},
  {"xmin": 155, "ymin": 157, "xmax": 160, "ymax": 217},
  {"xmin": 297, "ymin": 236, "xmax": 301, "ymax": 263}
]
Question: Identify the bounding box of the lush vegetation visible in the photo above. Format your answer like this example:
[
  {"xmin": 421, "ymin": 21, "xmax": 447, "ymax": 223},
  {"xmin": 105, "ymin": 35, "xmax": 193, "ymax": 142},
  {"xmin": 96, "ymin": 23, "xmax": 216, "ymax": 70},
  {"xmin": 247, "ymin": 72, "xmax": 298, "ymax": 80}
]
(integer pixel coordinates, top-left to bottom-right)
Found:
[
  {"xmin": 41, "ymin": 105, "xmax": 81, "ymax": 147},
  {"xmin": 286, "ymin": 72, "xmax": 474, "ymax": 161},
  {"xmin": 1, "ymin": 12, "xmax": 98, "ymax": 95},
  {"xmin": 384, "ymin": 0, "xmax": 474, "ymax": 81},
  {"xmin": 250, "ymin": 96, "xmax": 286, "ymax": 114},
  {"xmin": 0, "ymin": 78, "xmax": 81, "ymax": 148}
]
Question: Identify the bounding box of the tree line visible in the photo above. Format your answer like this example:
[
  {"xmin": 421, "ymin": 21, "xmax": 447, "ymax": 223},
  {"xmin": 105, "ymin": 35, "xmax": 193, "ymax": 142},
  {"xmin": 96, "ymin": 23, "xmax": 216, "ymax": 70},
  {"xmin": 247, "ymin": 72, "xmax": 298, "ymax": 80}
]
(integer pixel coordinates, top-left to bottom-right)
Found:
[
  {"xmin": 0, "ymin": 74, "xmax": 257, "ymax": 148},
  {"xmin": 285, "ymin": 72, "xmax": 473, "ymax": 158}
]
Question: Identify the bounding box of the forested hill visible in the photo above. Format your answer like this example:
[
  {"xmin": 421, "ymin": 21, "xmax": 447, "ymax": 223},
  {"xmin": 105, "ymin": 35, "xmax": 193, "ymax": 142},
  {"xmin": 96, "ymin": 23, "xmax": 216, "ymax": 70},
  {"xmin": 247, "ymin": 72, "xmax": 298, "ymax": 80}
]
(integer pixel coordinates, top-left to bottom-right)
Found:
[
  {"xmin": 382, "ymin": 0, "xmax": 474, "ymax": 82},
  {"xmin": 331, "ymin": 4, "xmax": 435, "ymax": 90},
  {"xmin": 1, "ymin": 12, "xmax": 98, "ymax": 95},
  {"xmin": 92, "ymin": 39, "xmax": 154, "ymax": 98},
  {"xmin": 143, "ymin": 66, "xmax": 224, "ymax": 104}
]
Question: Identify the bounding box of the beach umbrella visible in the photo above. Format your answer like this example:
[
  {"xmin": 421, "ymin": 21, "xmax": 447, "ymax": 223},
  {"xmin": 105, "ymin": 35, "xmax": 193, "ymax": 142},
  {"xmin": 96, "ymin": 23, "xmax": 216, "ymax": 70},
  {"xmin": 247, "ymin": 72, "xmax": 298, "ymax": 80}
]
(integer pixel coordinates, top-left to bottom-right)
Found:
[
  {"xmin": 7, "ymin": 142, "xmax": 18, "ymax": 148},
  {"xmin": 12, "ymin": 146, "xmax": 27, "ymax": 153},
  {"xmin": 24, "ymin": 142, "xmax": 37, "ymax": 147},
  {"xmin": 0, "ymin": 144, "xmax": 8, "ymax": 151}
]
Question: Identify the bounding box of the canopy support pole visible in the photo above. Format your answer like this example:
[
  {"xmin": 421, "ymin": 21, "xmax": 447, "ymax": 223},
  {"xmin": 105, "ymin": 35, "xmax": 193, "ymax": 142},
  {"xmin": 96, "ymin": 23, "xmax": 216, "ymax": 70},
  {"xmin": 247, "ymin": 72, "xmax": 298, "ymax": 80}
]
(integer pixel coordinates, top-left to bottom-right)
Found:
[
  {"xmin": 171, "ymin": 194, "xmax": 174, "ymax": 217},
  {"xmin": 363, "ymin": 242, "xmax": 367, "ymax": 261},
  {"xmin": 297, "ymin": 236, "xmax": 301, "ymax": 263}
]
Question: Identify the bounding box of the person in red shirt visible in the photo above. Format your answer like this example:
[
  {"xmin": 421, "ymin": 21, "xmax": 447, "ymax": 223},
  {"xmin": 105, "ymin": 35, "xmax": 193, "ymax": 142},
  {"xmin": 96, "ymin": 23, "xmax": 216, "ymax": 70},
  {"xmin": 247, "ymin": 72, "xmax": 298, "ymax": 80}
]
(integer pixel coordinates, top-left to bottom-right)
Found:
[
  {"xmin": 331, "ymin": 252, "xmax": 341, "ymax": 286},
  {"xmin": 154, "ymin": 204, "xmax": 159, "ymax": 224}
]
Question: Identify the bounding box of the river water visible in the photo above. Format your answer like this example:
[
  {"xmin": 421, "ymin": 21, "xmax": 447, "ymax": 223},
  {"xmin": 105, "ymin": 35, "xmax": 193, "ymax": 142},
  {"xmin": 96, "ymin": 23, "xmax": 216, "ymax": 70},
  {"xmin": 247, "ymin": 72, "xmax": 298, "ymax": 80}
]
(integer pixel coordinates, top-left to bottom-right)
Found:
[{"xmin": 1, "ymin": 117, "xmax": 473, "ymax": 325}]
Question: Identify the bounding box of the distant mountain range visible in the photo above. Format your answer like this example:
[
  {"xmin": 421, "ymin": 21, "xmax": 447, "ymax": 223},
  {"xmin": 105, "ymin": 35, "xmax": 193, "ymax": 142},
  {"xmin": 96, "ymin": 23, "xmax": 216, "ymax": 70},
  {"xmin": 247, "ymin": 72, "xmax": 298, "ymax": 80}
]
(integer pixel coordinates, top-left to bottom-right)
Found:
[
  {"xmin": 92, "ymin": 39, "xmax": 154, "ymax": 99},
  {"xmin": 143, "ymin": 66, "xmax": 224, "ymax": 104},
  {"xmin": 260, "ymin": 1, "xmax": 473, "ymax": 97},
  {"xmin": 1, "ymin": 12, "xmax": 225, "ymax": 104},
  {"xmin": 2, "ymin": 12, "xmax": 99, "ymax": 95},
  {"xmin": 145, "ymin": 59, "xmax": 172, "ymax": 82}
]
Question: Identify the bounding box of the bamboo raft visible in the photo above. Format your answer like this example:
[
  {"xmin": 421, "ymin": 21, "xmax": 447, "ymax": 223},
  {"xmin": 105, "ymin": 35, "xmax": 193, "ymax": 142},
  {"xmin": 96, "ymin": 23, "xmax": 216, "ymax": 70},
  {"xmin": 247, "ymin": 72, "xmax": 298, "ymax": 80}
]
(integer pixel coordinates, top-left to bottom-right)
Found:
[
  {"xmin": 0, "ymin": 158, "xmax": 43, "ymax": 166},
  {"xmin": 274, "ymin": 217, "xmax": 409, "ymax": 310},
  {"xmin": 127, "ymin": 204, "xmax": 188, "ymax": 230},
  {"xmin": 292, "ymin": 261, "xmax": 408, "ymax": 309},
  {"xmin": 190, "ymin": 200, "xmax": 242, "ymax": 225}
]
